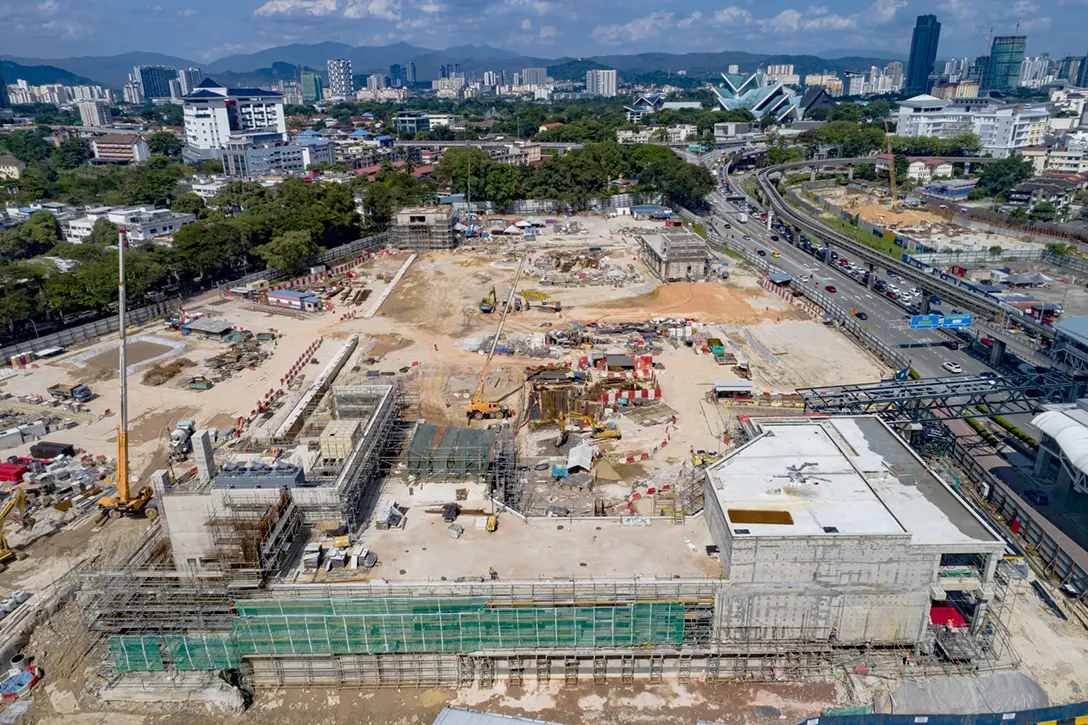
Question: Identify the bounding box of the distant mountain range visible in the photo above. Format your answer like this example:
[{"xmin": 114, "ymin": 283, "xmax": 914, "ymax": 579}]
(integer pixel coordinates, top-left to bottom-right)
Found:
[
  {"xmin": 0, "ymin": 43, "xmax": 901, "ymax": 91},
  {"xmin": 1, "ymin": 60, "xmax": 95, "ymax": 88}
]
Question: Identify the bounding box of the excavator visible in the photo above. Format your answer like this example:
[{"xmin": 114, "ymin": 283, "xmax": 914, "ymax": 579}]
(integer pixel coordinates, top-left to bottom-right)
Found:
[
  {"xmin": 479, "ymin": 287, "xmax": 497, "ymax": 313},
  {"xmin": 467, "ymin": 258, "xmax": 526, "ymax": 422},
  {"xmin": 0, "ymin": 488, "xmax": 31, "ymax": 565},
  {"xmin": 558, "ymin": 412, "xmax": 622, "ymax": 441},
  {"xmin": 521, "ymin": 290, "xmax": 561, "ymax": 312},
  {"xmin": 97, "ymin": 228, "xmax": 157, "ymax": 520}
]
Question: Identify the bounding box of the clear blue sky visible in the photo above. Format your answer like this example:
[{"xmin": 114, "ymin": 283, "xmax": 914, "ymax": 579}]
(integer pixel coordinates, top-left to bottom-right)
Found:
[{"xmin": 0, "ymin": 0, "xmax": 1082, "ymax": 62}]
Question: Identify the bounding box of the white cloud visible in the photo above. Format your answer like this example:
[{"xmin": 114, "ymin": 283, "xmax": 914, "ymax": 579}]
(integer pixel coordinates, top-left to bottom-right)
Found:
[
  {"xmin": 868, "ymin": 0, "xmax": 906, "ymax": 23},
  {"xmin": 591, "ymin": 10, "xmax": 674, "ymax": 44},
  {"xmin": 760, "ymin": 8, "xmax": 801, "ymax": 32},
  {"xmin": 504, "ymin": 0, "xmax": 555, "ymax": 14},
  {"xmin": 521, "ymin": 17, "xmax": 531, "ymax": 29},
  {"xmin": 1020, "ymin": 15, "xmax": 1052, "ymax": 28},
  {"xmin": 710, "ymin": 6, "xmax": 753, "ymax": 25},
  {"xmin": 539, "ymin": 24, "xmax": 556, "ymax": 37},
  {"xmin": 254, "ymin": 0, "xmax": 338, "ymax": 16},
  {"xmin": 180, "ymin": 8, "xmax": 198, "ymax": 16},
  {"xmin": 253, "ymin": 0, "xmax": 400, "ymax": 19},
  {"xmin": 677, "ymin": 11, "xmax": 702, "ymax": 28},
  {"xmin": 36, "ymin": 0, "xmax": 59, "ymax": 15},
  {"xmin": 418, "ymin": 0, "xmax": 441, "ymax": 11}
]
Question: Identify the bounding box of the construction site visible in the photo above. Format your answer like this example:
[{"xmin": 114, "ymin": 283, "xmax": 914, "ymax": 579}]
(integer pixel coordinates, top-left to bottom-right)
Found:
[{"xmin": 0, "ymin": 211, "xmax": 1083, "ymax": 725}]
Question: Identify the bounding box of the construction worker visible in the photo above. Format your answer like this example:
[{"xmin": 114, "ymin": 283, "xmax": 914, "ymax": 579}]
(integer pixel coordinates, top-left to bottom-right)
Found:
[
  {"xmin": 829, "ymin": 626, "xmax": 838, "ymax": 642},
  {"xmin": 489, "ymin": 566, "xmax": 498, "ymax": 581}
]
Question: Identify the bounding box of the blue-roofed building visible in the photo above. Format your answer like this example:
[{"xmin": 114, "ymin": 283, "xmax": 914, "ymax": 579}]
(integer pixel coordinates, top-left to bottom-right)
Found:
[
  {"xmin": 1052, "ymin": 317, "xmax": 1088, "ymax": 375},
  {"xmin": 182, "ymin": 78, "xmax": 288, "ymax": 162}
]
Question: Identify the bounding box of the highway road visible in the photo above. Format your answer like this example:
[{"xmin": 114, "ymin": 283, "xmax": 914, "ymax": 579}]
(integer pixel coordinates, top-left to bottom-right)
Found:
[{"xmin": 696, "ymin": 158, "xmax": 1002, "ymax": 381}]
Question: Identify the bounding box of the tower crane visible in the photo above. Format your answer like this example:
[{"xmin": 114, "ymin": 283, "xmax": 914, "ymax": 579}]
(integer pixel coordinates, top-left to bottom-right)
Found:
[{"xmin": 96, "ymin": 228, "xmax": 157, "ymax": 520}]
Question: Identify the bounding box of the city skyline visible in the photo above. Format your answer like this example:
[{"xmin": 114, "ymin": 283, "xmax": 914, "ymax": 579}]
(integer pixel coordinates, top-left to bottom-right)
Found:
[{"xmin": 0, "ymin": 0, "xmax": 1079, "ymax": 62}]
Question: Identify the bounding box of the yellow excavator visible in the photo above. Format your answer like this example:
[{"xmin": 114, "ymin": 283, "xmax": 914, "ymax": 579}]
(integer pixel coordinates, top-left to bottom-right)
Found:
[
  {"xmin": 467, "ymin": 258, "xmax": 526, "ymax": 422},
  {"xmin": 479, "ymin": 287, "xmax": 497, "ymax": 313},
  {"xmin": 558, "ymin": 412, "xmax": 622, "ymax": 440},
  {"xmin": 0, "ymin": 488, "xmax": 31, "ymax": 564},
  {"xmin": 522, "ymin": 290, "xmax": 561, "ymax": 312},
  {"xmin": 97, "ymin": 228, "xmax": 157, "ymax": 520}
]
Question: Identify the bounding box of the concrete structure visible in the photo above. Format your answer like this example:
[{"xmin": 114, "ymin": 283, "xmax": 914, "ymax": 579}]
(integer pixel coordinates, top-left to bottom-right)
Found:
[
  {"xmin": 987, "ymin": 36, "xmax": 1028, "ymax": 91},
  {"xmin": 896, "ymin": 95, "xmax": 1049, "ymax": 158},
  {"xmin": 616, "ymin": 125, "xmax": 698, "ymax": 145},
  {"xmin": 328, "ymin": 59, "xmax": 354, "ymax": 100},
  {"xmin": 874, "ymin": 154, "xmax": 952, "ymax": 184},
  {"xmin": 0, "ymin": 155, "xmax": 25, "ymax": 180},
  {"xmin": 90, "ymin": 135, "xmax": 151, "ymax": 165},
  {"xmin": 921, "ymin": 178, "xmax": 977, "ymax": 201},
  {"xmin": 636, "ymin": 232, "xmax": 707, "ymax": 281},
  {"xmin": 182, "ymin": 79, "xmax": 287, "ymax": 160},
  {"xmin": 704, "ymin": 417, "xmax": 1004, "ymax": 643},
  {"xmin": 905, "ymin": 14, "xmax": 941, "ymax": 96},
  {"xmin": 300, "ymin": 72, "xmax": 323, "ymax": 103},
  {"xmin": 585, "ymin": 69, "xmax": 617, "ymax": 97},
  {"xmin": 65, "ymin": 206, "xmax": 195, "ymax": 243},
  {"xmin": 366, "ymin": 73, "xmax": 386, "ymax": 92},
  {"xmin": 521, "ymin": 67, "xmax": 548, "ymax": 86},
  {"xmin": 77, "ymin": 99, "xmax": 112, "ymax": 128},
  {"xmin": 393, "ymin": 110, "xmax": 431, "ymax": 135},
  {"xmin": 1032, "ymin": 400, "xmax": 1088, "ymax": 495},
  {"xmin": 393, "ymin": 206, "xmax": 458, "ymax": 251},
  {"xmin": 1007, "ymin": 177, "xmax": 1079, "ymax": 218},
  {"xmin": 1021, "ymin": 146, "xmax": 1088, "ymax": 176},
  {"xmin": 222, "ymin": 138, "xmax": 335, "ymax": 177},
  {"xmin": 177, "ymin": 68, "xmax": 202, "ymax": 96},
  {"xmin": 489, "ymin": 142, "xmax": 541, "ymax": 167}
]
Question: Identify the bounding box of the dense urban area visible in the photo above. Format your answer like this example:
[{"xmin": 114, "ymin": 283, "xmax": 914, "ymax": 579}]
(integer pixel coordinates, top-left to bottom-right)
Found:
[{"xmin": 2, "ymin": 7, "xmax": 1088, "ymax": 725}]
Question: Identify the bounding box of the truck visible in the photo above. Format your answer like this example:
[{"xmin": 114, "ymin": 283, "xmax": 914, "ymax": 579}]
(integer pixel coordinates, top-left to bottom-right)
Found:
[
  {"xmin": 169, "ymin": 420, "xmax": 196, "ymax": 460},
  {"xmin": 47, "ymin": 384, "xmax": 93, "ymax": 402},
  {"xmin": 734, "ymin": 212, "xmax": 748, "ymax": 224}
]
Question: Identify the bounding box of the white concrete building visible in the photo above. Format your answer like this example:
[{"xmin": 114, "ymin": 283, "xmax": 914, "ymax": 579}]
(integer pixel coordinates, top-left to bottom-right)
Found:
[
  {"xmin": 182, "ymin": 78, "xmax": 287, "ymax": 160},
  {"xmin": 328, "ymin": 59, "xmax": 354, "ymax": 100},
  {"xmin": 65, "ymin": 206, "xmax": 196, "ymax": 243},
  {"xmin": 705, "ymin": 416, "xmax": 1005, "ymax": 643},
  {"xmin": 77, "ymin": 100, "xmax": 112, "ymax": 128},
  {"xmin": 585, "ymin": 69, "xmax": 617, "ymax": 97},
  {"xmin": 616, "ymin": 125, "xmax": 698, "ymax": 144},
  {"xmin": 90, "ymin": 135, "xmax": 151, "ymax": 165},
  {"xmin": 896, "ymin": 95, "xmax": 1050, "ymax": 158},
  {"xmin": 1021, "ymin": 146, "xmax": 1088, "ymax": 175}
]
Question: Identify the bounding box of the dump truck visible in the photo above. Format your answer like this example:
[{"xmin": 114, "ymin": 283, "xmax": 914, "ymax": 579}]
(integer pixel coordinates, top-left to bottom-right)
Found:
[{"xmin": 47, "ymin": 384, "xmax": 92, "ymax": 402}]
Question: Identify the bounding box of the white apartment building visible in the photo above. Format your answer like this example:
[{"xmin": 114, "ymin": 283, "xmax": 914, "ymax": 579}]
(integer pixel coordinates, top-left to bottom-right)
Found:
[
  {"xmin": 77, "ymin": 100, "xmax": 112, "ymax": 128},
  {"xmin": 90, "ymin": 135, "xmax": 150, "ymax": 165},
  {"xmin": 896, "ymin": 95, "xmax": 1050, "ymax": 158},
  {"xmin": 765, "ymin": 64, "xmax": 800, "ymax": 86},
  {"xmin": 328, "ymin": 59, "xmax": 354, "ymax": 100},
  {"xmin": 616, "ymin": 125, "xmax": 698, "ymax": 144},
  {"xmin": 1021, "ymin": 146, "xmax": 1088, "ymax": 175},
  {"xmin": 65, "ymin": 206, "xmax": 196, "ymax": 243},
  {"xmin": 182, "ymin": 78, "xmax": 287, "ymax": 159},
  {"xmin": 366, "ymin": 73, "xmax": 386, "ymax": 92},
  {"xmin": 586, "ymin": 69, "xmax": 617, "ymax": 97}
]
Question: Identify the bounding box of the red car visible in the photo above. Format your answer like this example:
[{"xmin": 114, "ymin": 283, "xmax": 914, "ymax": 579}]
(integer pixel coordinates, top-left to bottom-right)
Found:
[{"xmin": 825, "ymin": 285, "xmax": 837, "ymax": 293}]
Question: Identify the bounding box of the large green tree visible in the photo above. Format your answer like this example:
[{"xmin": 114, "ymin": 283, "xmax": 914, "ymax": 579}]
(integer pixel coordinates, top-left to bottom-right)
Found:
[
  {"xmin": 254, "ymin": 231, "xmax": 322, "ymax": 273},
  {"xmin": 85, "ymin": 217, "xmax": 119, "ymax": 246},
  {"xmin": 435, "ymin": 147, "xmax": 493, "ymax": 200},
  {"xmin": 972, "ymin": 154, "xmax": 1035, "ymax": 200},
  {"xmin": 147, "ymin": 132, "xmax": 183, "ymax": 157},
  {"xmin": 54, "ymin": 138, "xmax": 90, "ymax": 170}
]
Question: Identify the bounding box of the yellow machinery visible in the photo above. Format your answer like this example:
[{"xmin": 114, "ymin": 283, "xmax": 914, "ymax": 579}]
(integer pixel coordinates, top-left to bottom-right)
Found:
[
  {"xmin": 479, "ymin": 287, "xmax": 497, "ymax": 313},
  {"xmin": 734, "ymin": 361, "xmax": 751, "ymax": 380},
  {"xmin": 97, "ymin": 228, "xmax": 157, "ymax": 520},
  {"xmin": 883, "ymin": 120, "xmax": 903, "ymax": 213},
  {"xmin": 467, "ymin": 258, "xmax": 526, "ymax": 422},
  {"xmin": 559, "ymin": 412, "xmax": 622, "ymax": 440},
  {"xmin": 0, "ymin": 488, "xmax": 30, "ymax": 564},
  {"xmin": 521, "ymin": 290, "xmax": 561, "ymax": 312}
]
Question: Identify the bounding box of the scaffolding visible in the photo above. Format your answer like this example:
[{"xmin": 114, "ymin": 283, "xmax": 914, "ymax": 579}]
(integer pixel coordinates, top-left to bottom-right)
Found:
[
  {"xmin": 206, "ymin": 490, "xmax": 303, "ymax": 589},
  {"xmin": 392, "ymin": 206, "xmax": 457, "ymax": 251}
]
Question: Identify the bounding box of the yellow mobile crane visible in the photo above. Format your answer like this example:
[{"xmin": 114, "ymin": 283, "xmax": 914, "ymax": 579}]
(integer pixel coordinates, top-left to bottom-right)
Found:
[
  {"xmin": 97, "ymin": 228, "xmax": 157, "ymax": 520},
  {"xmin": 0, "ymin": 488, "xmax": 30, "ymax": 564},
  {"xmin": 466, "ymin": 257, "xmax": 527, "ymax": 421}
]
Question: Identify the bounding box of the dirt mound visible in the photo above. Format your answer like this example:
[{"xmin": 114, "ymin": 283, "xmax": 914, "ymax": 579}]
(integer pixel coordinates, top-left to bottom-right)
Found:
[
  {"xmin": 577, "ymin": 282, "xmax": 805, "ymax": 324},
  {"xmin": 140, "ymin": 357, "xmax": 195, "ymax": 386}
]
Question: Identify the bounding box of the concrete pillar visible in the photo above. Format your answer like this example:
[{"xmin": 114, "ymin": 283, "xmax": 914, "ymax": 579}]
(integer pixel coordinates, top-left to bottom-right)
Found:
[
  {"xmin": 1032, "ymin": 445, "xmax": 1051, "ymax": 478},
  {"xmin": 848, "ymin": 166, "xmax": 855, "ymax": 181},
  {"xmin": 195, "ymin": 430, "xmax": 216, "ymax": 484},
  {"xmin": 918, "ymin": 295, "xmax": 931, "ymax": 315},
  {"xmin": 150, "ymin": 469, "xmax": 171, "ymax": 532},
  {"xmin": 867, "ymin": 263, "xmax": 876, "ymax": 289},
  {"xmin": 810, "ymin": 167, "xmax": 817, "ymax": 182},
  {"xmin": 989, "ymin": 338, "xmax": 1007, "ymax": 367}
]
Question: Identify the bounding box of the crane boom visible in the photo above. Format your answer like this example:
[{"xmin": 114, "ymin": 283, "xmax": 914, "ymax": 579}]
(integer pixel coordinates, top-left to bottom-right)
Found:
[
  {"xmin": 472, "ymin": 257, "xmax": 526, "ymax": 402},
  {"xmin": 117, "ymin": 227, "xmax": 129, "ymax": 503},
  {"xmin": 0, "ymin": 488, "xmax": 27, "ymax": 563}
]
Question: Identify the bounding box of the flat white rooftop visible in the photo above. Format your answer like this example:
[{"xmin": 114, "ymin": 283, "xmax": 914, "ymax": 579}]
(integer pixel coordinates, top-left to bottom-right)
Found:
[{"xmin": 706, "ymin": 416, "xmax": 1000, "ymax": 547}]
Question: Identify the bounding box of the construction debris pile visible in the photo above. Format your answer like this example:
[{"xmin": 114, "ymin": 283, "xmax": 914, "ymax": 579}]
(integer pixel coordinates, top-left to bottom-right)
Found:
[
  {"xmin": 532, "ymin": 248, "xmax": 645, "ymax": 287},
  {"xmin": 0, "ymin": 396, "xmax": 86, "ymax": 453},
  {"xmin": 140, "ymin": 357, "xmax": 196, "ymax": 387},
  {"xmin": 204, "ymin": 336, "xmax": 275, "ymax": 385}
]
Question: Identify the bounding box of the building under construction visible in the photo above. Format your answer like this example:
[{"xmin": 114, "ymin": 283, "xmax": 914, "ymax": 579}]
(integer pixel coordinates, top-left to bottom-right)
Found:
[
  {"xmin": 88, "ymin": 414, "xmax": 1017, "ymax": 691},
  {"xmin": 393, "ymin": 206, "xmax": 458, "ymax": 251},
  {"xmin": 636, "ymin": 232, "xmax": 707, "ymax": 281}
]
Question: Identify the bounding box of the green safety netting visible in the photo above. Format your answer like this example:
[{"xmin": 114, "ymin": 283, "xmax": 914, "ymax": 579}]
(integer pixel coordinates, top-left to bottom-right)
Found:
[
  {"xmin": 232, "ymin": 599, "xmax": 685, "ymax": 656},
  {"xmin": 110, "ymin": 636, "xmax": 165, "ymax": 673},
  {"xmin": 165, "ymin": 635, "xmax": 240, "ymax": 671}
]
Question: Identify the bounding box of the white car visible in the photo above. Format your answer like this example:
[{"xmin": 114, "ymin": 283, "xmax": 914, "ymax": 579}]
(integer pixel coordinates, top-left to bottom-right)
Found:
[
  {"xmin": 942, "ymin": 361, "xmax": 963, "ymax": 374},
  {"xmin": 799, "ymin": 274, "xmax": 811, "ymax": 283}
]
